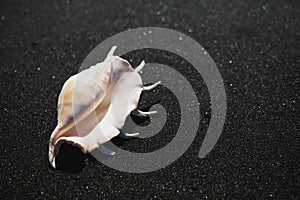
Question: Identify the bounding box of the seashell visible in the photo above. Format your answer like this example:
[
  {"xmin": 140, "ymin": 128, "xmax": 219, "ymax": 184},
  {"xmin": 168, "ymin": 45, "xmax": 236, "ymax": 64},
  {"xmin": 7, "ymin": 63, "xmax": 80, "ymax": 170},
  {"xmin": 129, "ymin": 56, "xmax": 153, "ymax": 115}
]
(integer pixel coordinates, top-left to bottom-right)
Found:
[{"xmin": 49, "ymin": 46, "xmax": 160, "ymax": 168}]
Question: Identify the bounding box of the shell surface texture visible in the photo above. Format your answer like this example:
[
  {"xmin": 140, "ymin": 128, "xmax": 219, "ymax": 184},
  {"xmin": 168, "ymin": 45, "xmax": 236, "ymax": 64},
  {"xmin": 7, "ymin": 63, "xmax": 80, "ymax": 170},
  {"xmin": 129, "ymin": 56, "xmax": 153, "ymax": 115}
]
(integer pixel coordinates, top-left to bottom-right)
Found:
[{"xmin": 49, "ymin": 46, "xmax": 160, "ymax": 168}]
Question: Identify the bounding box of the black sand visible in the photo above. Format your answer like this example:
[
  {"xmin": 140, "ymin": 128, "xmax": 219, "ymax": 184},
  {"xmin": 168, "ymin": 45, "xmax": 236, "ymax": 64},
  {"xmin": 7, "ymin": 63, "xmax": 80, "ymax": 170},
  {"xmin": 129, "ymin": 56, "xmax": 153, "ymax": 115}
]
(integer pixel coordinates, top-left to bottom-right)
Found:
[{"xmin": 1, "ymin": 0, "xmax": 299, "ymax": 199}]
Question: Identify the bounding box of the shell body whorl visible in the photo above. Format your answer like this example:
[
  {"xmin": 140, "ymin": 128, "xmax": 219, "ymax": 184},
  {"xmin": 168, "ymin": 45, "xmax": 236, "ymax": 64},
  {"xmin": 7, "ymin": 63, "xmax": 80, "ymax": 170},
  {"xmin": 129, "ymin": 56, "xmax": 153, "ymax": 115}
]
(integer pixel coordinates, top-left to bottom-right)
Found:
[{"xmin": 49, "ymin": 47, "xmax": 144, "ymax": 168}]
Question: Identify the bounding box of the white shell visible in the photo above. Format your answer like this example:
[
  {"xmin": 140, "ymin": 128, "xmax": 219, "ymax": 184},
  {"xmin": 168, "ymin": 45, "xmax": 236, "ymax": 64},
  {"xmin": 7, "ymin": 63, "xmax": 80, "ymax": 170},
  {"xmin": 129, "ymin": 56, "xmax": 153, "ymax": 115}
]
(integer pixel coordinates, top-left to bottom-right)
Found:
[{"xmin": 48, "ymin": 46, "xmax": 159, "ymax": 168}]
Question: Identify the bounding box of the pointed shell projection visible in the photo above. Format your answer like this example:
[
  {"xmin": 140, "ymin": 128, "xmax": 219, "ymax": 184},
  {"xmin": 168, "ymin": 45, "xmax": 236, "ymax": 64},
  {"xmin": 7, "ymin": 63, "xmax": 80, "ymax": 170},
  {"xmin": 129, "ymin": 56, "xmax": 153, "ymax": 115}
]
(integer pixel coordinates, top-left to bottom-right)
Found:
[{"xmin": 49, "ymin": 46, "xmax": 160, "ymax": 168}]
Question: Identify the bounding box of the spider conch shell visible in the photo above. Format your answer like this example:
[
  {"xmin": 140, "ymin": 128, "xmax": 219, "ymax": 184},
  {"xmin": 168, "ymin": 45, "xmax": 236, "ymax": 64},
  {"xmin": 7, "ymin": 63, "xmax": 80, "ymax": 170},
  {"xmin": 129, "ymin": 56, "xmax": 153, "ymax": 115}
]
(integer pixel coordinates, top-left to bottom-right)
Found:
[{"xmin": 49, "ymin": 46, "xmax": 160, "ymax": 168}]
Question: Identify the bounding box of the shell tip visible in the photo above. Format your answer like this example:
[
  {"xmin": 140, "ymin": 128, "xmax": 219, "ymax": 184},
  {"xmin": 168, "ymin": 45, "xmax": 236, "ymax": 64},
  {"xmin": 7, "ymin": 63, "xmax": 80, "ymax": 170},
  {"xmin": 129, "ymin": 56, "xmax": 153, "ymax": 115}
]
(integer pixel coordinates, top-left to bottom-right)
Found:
[
  {"xmin": 49, "ymin": 156, "xmax": 56, "ymax": 169},
  {"xmin": 143, "ymin": 81, "xmax": 161, "ymax": 90},
  {"xmin": 107, "ymin": 46, "xmax": 117, "ymax": 57},
  {"xmin": 49, "ymin": 147, "xmax": 56, "ymax": 169},
  {"xmin": 135, "ymin": 60, "xmax": 145, "ymax": 72}
]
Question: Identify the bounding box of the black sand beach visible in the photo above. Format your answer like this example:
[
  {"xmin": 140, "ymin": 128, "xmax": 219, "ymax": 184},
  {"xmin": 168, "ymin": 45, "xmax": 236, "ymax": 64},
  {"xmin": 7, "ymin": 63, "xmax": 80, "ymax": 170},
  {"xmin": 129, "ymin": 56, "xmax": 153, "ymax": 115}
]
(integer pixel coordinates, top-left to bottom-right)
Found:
[{"xmin": 1, "ymin": 0, "xmax": 299, "ymax": 199}]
